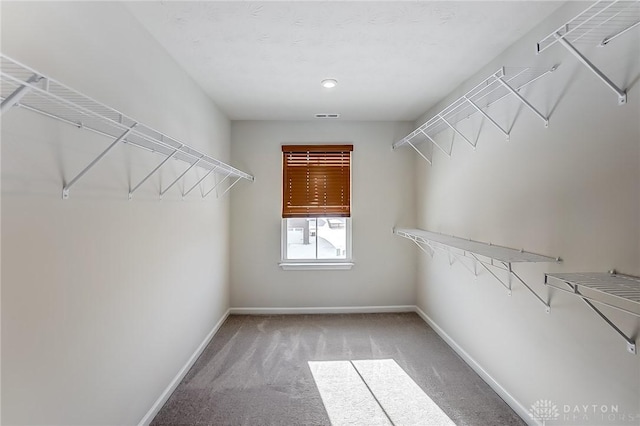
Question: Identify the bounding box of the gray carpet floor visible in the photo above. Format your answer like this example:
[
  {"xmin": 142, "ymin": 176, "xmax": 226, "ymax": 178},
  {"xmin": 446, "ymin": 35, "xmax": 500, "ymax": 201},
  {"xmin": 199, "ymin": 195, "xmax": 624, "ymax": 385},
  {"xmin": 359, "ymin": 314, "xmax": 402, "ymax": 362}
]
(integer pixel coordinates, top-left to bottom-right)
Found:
[{"xmin": 151, "ymin": 313, "xmax": 525, "ymax": 425}]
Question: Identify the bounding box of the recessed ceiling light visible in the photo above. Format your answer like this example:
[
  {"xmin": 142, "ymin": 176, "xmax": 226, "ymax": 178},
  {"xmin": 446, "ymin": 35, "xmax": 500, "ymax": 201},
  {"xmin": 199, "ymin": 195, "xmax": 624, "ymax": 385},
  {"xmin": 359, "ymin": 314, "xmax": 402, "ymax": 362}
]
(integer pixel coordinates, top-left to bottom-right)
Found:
[{"xmin": 321, "ymin": 79, "xmax": 337, "ymax": 89}]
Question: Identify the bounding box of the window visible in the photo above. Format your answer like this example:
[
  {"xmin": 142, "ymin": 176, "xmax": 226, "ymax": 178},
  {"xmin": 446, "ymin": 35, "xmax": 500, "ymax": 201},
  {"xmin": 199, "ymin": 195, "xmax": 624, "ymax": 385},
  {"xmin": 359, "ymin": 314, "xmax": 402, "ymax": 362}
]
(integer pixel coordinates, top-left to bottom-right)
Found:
[
  {"xmin": 284, "ymin": 217, "xmax": 349, "ymax": 259},
  {"xmin": 281, "ymin": 145, "xmax": 353, "ymax": 269}
]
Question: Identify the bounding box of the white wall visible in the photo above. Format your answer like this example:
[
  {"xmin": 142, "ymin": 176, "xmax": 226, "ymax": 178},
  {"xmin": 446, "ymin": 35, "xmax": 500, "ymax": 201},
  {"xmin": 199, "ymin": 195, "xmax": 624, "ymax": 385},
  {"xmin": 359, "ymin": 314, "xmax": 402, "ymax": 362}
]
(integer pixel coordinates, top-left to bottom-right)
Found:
[
  {"xmin": 413, "ymin": 2, "xmax": 639, "ymax": 423},
  {"xmin": 1, "ymin": 3, "xmax": 233, "ymax": 424},
  {"xmin": 230, "ymin": 121, "xmax": 416, "ymax": 309}
]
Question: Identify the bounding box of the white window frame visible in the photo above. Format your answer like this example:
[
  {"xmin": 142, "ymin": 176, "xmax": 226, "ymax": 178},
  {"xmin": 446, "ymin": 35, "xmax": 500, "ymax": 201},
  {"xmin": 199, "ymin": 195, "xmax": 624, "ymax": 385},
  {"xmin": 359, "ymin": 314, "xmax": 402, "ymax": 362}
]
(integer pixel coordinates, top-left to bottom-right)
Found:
[{"xmin": 279, "ymin": 218, "xmax": 353, "ymax": 270}]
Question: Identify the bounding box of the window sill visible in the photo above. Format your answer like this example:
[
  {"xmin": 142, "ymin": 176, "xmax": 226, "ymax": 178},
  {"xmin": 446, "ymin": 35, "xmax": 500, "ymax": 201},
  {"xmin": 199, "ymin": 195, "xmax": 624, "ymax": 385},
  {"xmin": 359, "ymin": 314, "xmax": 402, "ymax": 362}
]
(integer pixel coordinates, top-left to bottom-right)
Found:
[{"xmin": 279, "ymin": 262, "xmax": 354, "ymax": 271}]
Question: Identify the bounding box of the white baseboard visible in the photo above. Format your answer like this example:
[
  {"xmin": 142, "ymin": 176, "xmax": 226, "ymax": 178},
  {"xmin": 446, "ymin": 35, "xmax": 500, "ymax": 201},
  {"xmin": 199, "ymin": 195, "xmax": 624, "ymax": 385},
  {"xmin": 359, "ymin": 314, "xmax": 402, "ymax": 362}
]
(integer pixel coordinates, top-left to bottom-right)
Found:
[
  {"xmin": 229, "ymin": 305, "xmax": 416, "ymax": 315},
  {"xmin": 137, "ymin": 308, "xmax": 231, "ymax": 426},
  {"xmin": 413, "ymin": 306, "xmax": 537, "ymax": 426}
]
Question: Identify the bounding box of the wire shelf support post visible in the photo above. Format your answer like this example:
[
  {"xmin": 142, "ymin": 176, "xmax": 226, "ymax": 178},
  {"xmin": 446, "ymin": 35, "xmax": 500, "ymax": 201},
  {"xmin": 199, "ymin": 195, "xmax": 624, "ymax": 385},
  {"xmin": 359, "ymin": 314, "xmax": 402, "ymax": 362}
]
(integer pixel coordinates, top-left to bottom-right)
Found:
[
  {"xmin": 509, "ymin": 263, "xmax": 550, "ymax": 312},
  {"xmin": 182, "ymin": 166, "xmax": 218, "ymax": 199},
  {"xmin": 469, "ymin": 253, "xmax": 512, "ymax": 294},
  {"xmin": 219, "ymin": 176, "xmax": 242, "ymax": 199},
  {"xmin": 413, "ymin": 240, "xmax": 436, "ymax": 258},
  {"xmin": 397, "ymin": 229, "xmax": 436, "ymax": 257},
  {"xmin": 440, "ymin": 114, "xmax": 477, "ymax": 149},
  {"xmin": 406, "ymin": 137, "xmax": 433, "ymax": 165},
  {"xmin": 203, "ymin": 171, "xmax": 232, "ymax": 198},
  {"xmin": 496, "ymin": 73, "xmax": 549, "ymax": 127},
  {"xmin": 129, "ymin": 145, "xmax": 182, "ymax": 200},
  {"xmin": 556, "ymin": 35, "xmax": 626, "ymax": 104},
  {"xmin": 62, "ymin": 123, "xmax": 138, "ymax": 199},
  {"xmin": 463, "ymin": 95, "xmax": 510, "ymax": 140},
  {"xmin": 159, "ymin": 155, "xmax": 203, "ymax": 199}
]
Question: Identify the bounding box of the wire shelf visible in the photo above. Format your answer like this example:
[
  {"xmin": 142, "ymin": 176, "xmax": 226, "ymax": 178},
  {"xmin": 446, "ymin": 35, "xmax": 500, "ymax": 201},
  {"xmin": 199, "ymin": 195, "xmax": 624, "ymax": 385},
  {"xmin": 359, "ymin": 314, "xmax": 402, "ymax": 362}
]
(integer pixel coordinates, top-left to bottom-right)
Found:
[
  {"xmin": 395, "ymin": 228, "xmax": 559, "ymax": 263},
  {"xmin": 536, "ymin": 1, "xmax": 638, "ymax": 105},
  {"xmin": 1, "ymin": 54, "xmax": 254, "ymax": 198},
  {"xmin": 393, "ymin": 66, "xmax": 554, "ymax": 160},
  {"xmin": 395, "ymin": 227, "xmax": 559, "ymax": 312},
  {"xmin": 545, "ymin": 271, "xmax": 640, "ymax": 354},
  {"xmin": 545, "ymin": 272, "xmax": 640, "ymax": 311},
  {"xmin": 537, "ymin": 0, "xmax": 640, "ymax": 52}
]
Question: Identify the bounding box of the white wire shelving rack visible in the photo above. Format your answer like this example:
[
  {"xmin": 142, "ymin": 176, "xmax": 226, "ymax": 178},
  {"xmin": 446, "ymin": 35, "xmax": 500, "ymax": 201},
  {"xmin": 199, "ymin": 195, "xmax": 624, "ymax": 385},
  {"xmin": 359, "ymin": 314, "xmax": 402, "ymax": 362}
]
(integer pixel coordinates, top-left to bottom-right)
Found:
[
  {"xmin": 545, "ymin": 271, "xmax": 640, "ymax": 354},
  {"xmin": 392, "ymin": 66, "xmax": 556, "ymax": 165},
  {"xmin": 395, "ymin": 228, "xmax": 561, "ymax": 312},
  {"xmin": 537, "ymin": 0, "xmax": 640, "ymax": 105},
  {"xmin": 0, "ymin": 54, "xmax": 254, "ymax": 200}
]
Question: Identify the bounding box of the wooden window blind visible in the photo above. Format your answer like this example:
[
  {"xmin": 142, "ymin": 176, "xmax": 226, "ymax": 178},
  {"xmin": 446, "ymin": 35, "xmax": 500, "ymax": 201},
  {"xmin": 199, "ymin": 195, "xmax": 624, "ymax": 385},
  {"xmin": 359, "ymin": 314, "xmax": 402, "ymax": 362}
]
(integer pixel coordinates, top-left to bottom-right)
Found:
[{"xmin": 282, "ymin": 144, "xmax": 353, "ymax": 218}]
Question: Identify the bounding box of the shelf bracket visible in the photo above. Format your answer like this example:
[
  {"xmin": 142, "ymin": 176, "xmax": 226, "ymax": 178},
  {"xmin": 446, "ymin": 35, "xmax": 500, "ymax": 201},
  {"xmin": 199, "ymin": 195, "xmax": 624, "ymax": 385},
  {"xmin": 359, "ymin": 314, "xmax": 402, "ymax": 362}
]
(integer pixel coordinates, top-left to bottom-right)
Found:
[
  {"xmin": 412, "ymin": 240, "xmax": 435, "ymax": 258},
  {"xmin": 420, "ymin": 129, "xmax": 452, "ymax": 158},
  {"xmin": 496, "ymin": 73, "xmax": 549, "ymax": 127},
  {"xmin": 508, "ymin": 263, "xmax": 550, "ymax": 312},
  {"xmin": 406, "ymin": 138, "xmax": 432, "ymax": 165},
  {"xmin": 203, "ymin": 171, "xmax": 232, "ymax": 198},
  {"xmin": 469, "ymin": 253, "xmax": 512, "ymax": 294},
  {"xmin": 439, "ymin": 114, "xmax": 476, "ymax": 149},
  {"xmin": 182, "ymin": 166, "xmax": 218, "ymax": 198},
  {"xmin": 1, "ymin": 73, "xmax": 42, "ymax": 115},
  {"xmin": 62, "ymin": 123, "xmax": 138, "ymax": 199},
  {"xmin": 579, "ymin": 288, "xmax": 636, "ymax": 354},
  {"xmin": 546, "ymin": 276, "xmax": 637, "ymax": 354},
  {"xmin": 554, "ymin": 34, "xmax": 627, "ymax": 105},
  {"xmin": 463, "ymin": 96, "xmax": 510, "ymax": 141},
  {"xmin": 447, "ymin": 250, "xmax": 477, "ymax": 277},
  {"xmin": 129, "ymin": 146, "xmax": 183, "ymax": 200},
  {"xmin": 159, "ymin": 155, "xmax": 204, "ymax": 199},
  {"xmin": 412, "ymin": 236, "xmax": 474, "ymax": 272},
  {"xmin": 218, "ymin": 176, "xmax": 242, "ymax": 198}
]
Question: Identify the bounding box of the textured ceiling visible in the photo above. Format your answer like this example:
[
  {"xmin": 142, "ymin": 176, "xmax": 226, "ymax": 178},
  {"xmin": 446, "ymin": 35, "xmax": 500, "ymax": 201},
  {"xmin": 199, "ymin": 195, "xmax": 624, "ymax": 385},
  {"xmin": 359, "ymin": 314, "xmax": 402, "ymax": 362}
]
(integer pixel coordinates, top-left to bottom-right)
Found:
[{"xmin": 125, "ymin": 1, "xmax": 564, "ymax": 121}]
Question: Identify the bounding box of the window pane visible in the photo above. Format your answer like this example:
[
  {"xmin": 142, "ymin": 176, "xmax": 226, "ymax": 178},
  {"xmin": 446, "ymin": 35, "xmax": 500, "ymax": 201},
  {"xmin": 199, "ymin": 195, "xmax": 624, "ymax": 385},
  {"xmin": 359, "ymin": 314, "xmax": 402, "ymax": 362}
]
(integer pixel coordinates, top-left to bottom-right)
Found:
[
  {"xmin": 286, "ymin": 217, "xmax": 346, "ymax": 260},
  {"xmin": 318, "ymin": 217, "xmax": 346, "ymax": 259},
  {"xmin": 286, "ymin": 218, "xmax": 316, "ymax": 259}
]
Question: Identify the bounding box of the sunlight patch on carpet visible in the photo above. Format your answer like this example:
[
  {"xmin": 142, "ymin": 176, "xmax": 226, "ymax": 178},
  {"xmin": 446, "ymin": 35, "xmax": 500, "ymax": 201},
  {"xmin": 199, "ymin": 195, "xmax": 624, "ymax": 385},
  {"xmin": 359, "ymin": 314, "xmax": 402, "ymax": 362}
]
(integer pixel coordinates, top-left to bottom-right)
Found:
[
  {"xmin": 308, "ymin": 359, "xmax": 455, "ymax": 426},
  {"xmin": 308, "ymin": 360, "xmax": 391, "ymax": 425}
]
